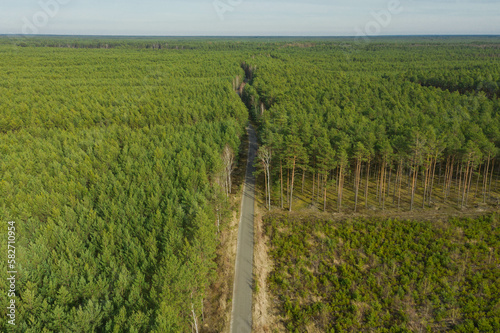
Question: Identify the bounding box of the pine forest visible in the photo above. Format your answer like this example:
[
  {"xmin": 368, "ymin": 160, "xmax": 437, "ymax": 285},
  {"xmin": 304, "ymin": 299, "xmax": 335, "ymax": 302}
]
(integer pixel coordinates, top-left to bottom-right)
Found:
[{"xmin": 0, "ymin": 36, "xmax": 499, "ymax": 332}]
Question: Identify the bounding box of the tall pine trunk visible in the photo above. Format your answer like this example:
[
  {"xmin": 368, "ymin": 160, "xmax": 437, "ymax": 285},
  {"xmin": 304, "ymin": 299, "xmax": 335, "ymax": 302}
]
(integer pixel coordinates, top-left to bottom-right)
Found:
[
  {"xmin": 397, "ymin": 161, "xmax": 403, "ymax": 209},
  {"xmin": 475, "ymin": 164, "xmax": 482, "ymax": 198},
  {"xmin": 354, "ymin": 158, "xmax": 361, "ymax": 212},
  {"xmin": 483, "ymin": 154, "xmax": 491, "ymax": 203},
  {"xmin": 428, "ymin": 155, "xmax": 438, "ymax": 206},
  {"xmin": 465, "ymin": 162, "xmax": 473, "ymax": 207},
  {"xmin": 287, "ymin": 168, "xmax": 290, "ymax": 208},
  {"xmin": 380, "ymin": 160, "xmax": 387, "ymax": 210},
  {"xmin": 422, "ymin": 157, "xmax": 431, "ymax": 209},
  {"xmin": 489, "ymin": 159, "xmax": 495, "ymax": 194},
  {"xmin": 280, "ymin": 161, "xmax": 283, "ymax": 209},
  {"xmin": 312, "ymin": 171, "xmax": 315, "ymax": 205},
  {"xmin": 410, "ymin": 163, "xmax": 418, "ymax": 211},
  {"xmin": 458, "ymin": 163, "xmax": 463, "ymax": 207},
  {"xmin": 323, "ymin": 172, "xmax": 328, "ymax": 211},
  {"xmin": 338, "ymin": 166, "xmax": 344, "ymax": 213},
  {"xmin": 447, "ymin": 156, "xmax": 455, "ymax": 200},
  {"xmin": 365, "ymin": 160, "xmax": 371, "ymax": 208},
  {"xmin": 461, "ymin": 160, "xmax": 470, "ymax": 209},
  {"xmin": 289, "ymin": 157, "xmax": 296, "ymax": 212},
  {"xmin": 376, "ymin": 164, "xmax": 380, "ymax": 204},
  {"xmin": 317, "ymin": 172, "xmax": 321, "ymax": 203}
]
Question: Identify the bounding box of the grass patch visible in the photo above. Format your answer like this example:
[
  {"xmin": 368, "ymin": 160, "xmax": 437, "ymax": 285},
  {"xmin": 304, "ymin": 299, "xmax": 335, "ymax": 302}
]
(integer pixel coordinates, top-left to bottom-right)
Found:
[{"xmin": 264, "ymin": 212, "xmax": 500, "ymax": 332}]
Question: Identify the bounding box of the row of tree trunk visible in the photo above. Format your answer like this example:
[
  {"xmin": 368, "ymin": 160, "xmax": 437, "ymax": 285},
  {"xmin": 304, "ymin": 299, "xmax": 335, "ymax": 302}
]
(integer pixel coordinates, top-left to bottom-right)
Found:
[{"xmin": 263, "ymin": 156, "xmax": 498, "ymax": 212}]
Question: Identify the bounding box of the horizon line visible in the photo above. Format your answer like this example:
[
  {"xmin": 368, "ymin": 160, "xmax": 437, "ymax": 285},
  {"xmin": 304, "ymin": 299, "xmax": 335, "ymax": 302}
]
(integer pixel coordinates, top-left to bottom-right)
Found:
[{"xmin": 2, "ymin": 34, "xmax": 500, "ymax": 38}]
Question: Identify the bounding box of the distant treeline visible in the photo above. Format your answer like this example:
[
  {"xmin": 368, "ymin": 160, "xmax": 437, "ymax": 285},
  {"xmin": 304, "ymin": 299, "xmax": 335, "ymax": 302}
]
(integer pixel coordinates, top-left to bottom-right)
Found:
[{"xmin": 2, "ymin": 35, "xmax": 500, "ymax": 50}]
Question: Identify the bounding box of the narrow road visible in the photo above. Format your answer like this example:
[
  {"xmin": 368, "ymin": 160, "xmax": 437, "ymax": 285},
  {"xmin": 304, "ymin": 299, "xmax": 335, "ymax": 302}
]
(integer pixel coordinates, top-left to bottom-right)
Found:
[{"xmin": 230, "ymin": 124, "xmax": 257, "ymax": 333}]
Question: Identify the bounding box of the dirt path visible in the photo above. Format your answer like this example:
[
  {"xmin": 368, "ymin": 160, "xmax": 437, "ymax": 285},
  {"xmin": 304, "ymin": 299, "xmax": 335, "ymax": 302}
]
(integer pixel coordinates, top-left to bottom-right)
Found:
[{"xmin": 230, "ymin": 124, "xmax": 257, "ymax": 333}]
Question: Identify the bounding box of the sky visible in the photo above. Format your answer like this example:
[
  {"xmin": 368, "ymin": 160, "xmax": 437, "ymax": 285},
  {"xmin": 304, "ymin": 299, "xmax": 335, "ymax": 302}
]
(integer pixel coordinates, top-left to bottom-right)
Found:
[{"xmin": 0, "ymin": 0, "xmax": 499, "ymax": 36}]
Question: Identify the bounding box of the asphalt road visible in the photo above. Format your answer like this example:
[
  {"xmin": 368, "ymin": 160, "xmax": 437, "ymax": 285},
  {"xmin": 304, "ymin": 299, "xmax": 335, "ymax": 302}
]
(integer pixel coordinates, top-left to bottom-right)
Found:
[{"xmin": 230, "ymin": 124, "xmax": 257, "ymax": 333}]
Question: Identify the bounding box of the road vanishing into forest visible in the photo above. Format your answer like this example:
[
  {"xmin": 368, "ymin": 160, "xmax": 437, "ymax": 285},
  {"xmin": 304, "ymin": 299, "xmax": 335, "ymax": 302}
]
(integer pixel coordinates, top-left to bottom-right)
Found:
[{"xmin": 230, "ymin": 124, "xmax": 257, "ymax": 333}]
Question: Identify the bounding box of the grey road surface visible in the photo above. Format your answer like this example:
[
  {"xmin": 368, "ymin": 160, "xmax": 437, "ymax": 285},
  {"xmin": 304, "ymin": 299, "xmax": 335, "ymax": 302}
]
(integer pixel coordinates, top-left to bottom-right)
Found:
[{"xmin": 230, "ymin": 124, "xmax": 257, "ymax": 333}]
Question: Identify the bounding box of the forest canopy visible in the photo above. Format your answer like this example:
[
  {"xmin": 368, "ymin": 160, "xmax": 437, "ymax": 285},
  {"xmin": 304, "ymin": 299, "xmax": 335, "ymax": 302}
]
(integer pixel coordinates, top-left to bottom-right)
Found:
[
  {"xmin": 243, "ymin": 38, "xmax": 500, "ymax": 213},
  {"xmin": 0, "ymin": 36, "xmax": 499, "ymax": 332},
  {"xmin": 0, "ymin": 42, "xmax": 247, "ymax": 332}
]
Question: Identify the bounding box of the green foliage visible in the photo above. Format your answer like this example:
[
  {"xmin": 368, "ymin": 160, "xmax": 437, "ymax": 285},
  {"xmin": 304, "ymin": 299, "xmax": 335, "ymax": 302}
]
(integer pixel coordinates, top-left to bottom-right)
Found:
[
  {"xmin": 0, "ymin": 44, "xmax": 247, "ymax": 331},
  {"xmin": 245, "ymin": 38, "xmax": 500, "ymax": 211},
  {"xmin": 1, "ymin": 36, "xmax": 500, "ymax": 331},
  {"xmin": 265, "ymin": 213, "xmax": 500, "ymax": 332}
]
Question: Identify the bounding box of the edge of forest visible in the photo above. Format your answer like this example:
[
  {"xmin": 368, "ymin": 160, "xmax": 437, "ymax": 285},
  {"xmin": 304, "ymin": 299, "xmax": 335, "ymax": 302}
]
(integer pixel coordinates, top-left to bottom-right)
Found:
[{"xmin": 202, "ymin": 125, "xmax": 250, "ymax": 332}]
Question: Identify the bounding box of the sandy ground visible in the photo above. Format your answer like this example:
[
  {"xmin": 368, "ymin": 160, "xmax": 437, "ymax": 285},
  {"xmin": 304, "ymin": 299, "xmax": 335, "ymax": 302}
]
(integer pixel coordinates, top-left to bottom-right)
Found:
[{"xmin": 252, "ymin": 206, "xmax": 284, "ymax": 332}]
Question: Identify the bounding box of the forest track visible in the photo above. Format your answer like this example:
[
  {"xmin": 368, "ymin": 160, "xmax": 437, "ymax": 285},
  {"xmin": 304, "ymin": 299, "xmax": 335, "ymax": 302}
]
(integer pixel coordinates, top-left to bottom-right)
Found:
[{"xmin": 230, "ymin": 124, "xmax": 258, "ymax": 333}]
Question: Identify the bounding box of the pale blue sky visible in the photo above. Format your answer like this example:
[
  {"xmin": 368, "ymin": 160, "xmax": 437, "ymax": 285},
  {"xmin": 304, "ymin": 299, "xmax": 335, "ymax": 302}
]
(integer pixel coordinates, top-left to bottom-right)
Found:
[{"xmin": 1, "ymin": 0, "xmax": 499, "ymax": 36}]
